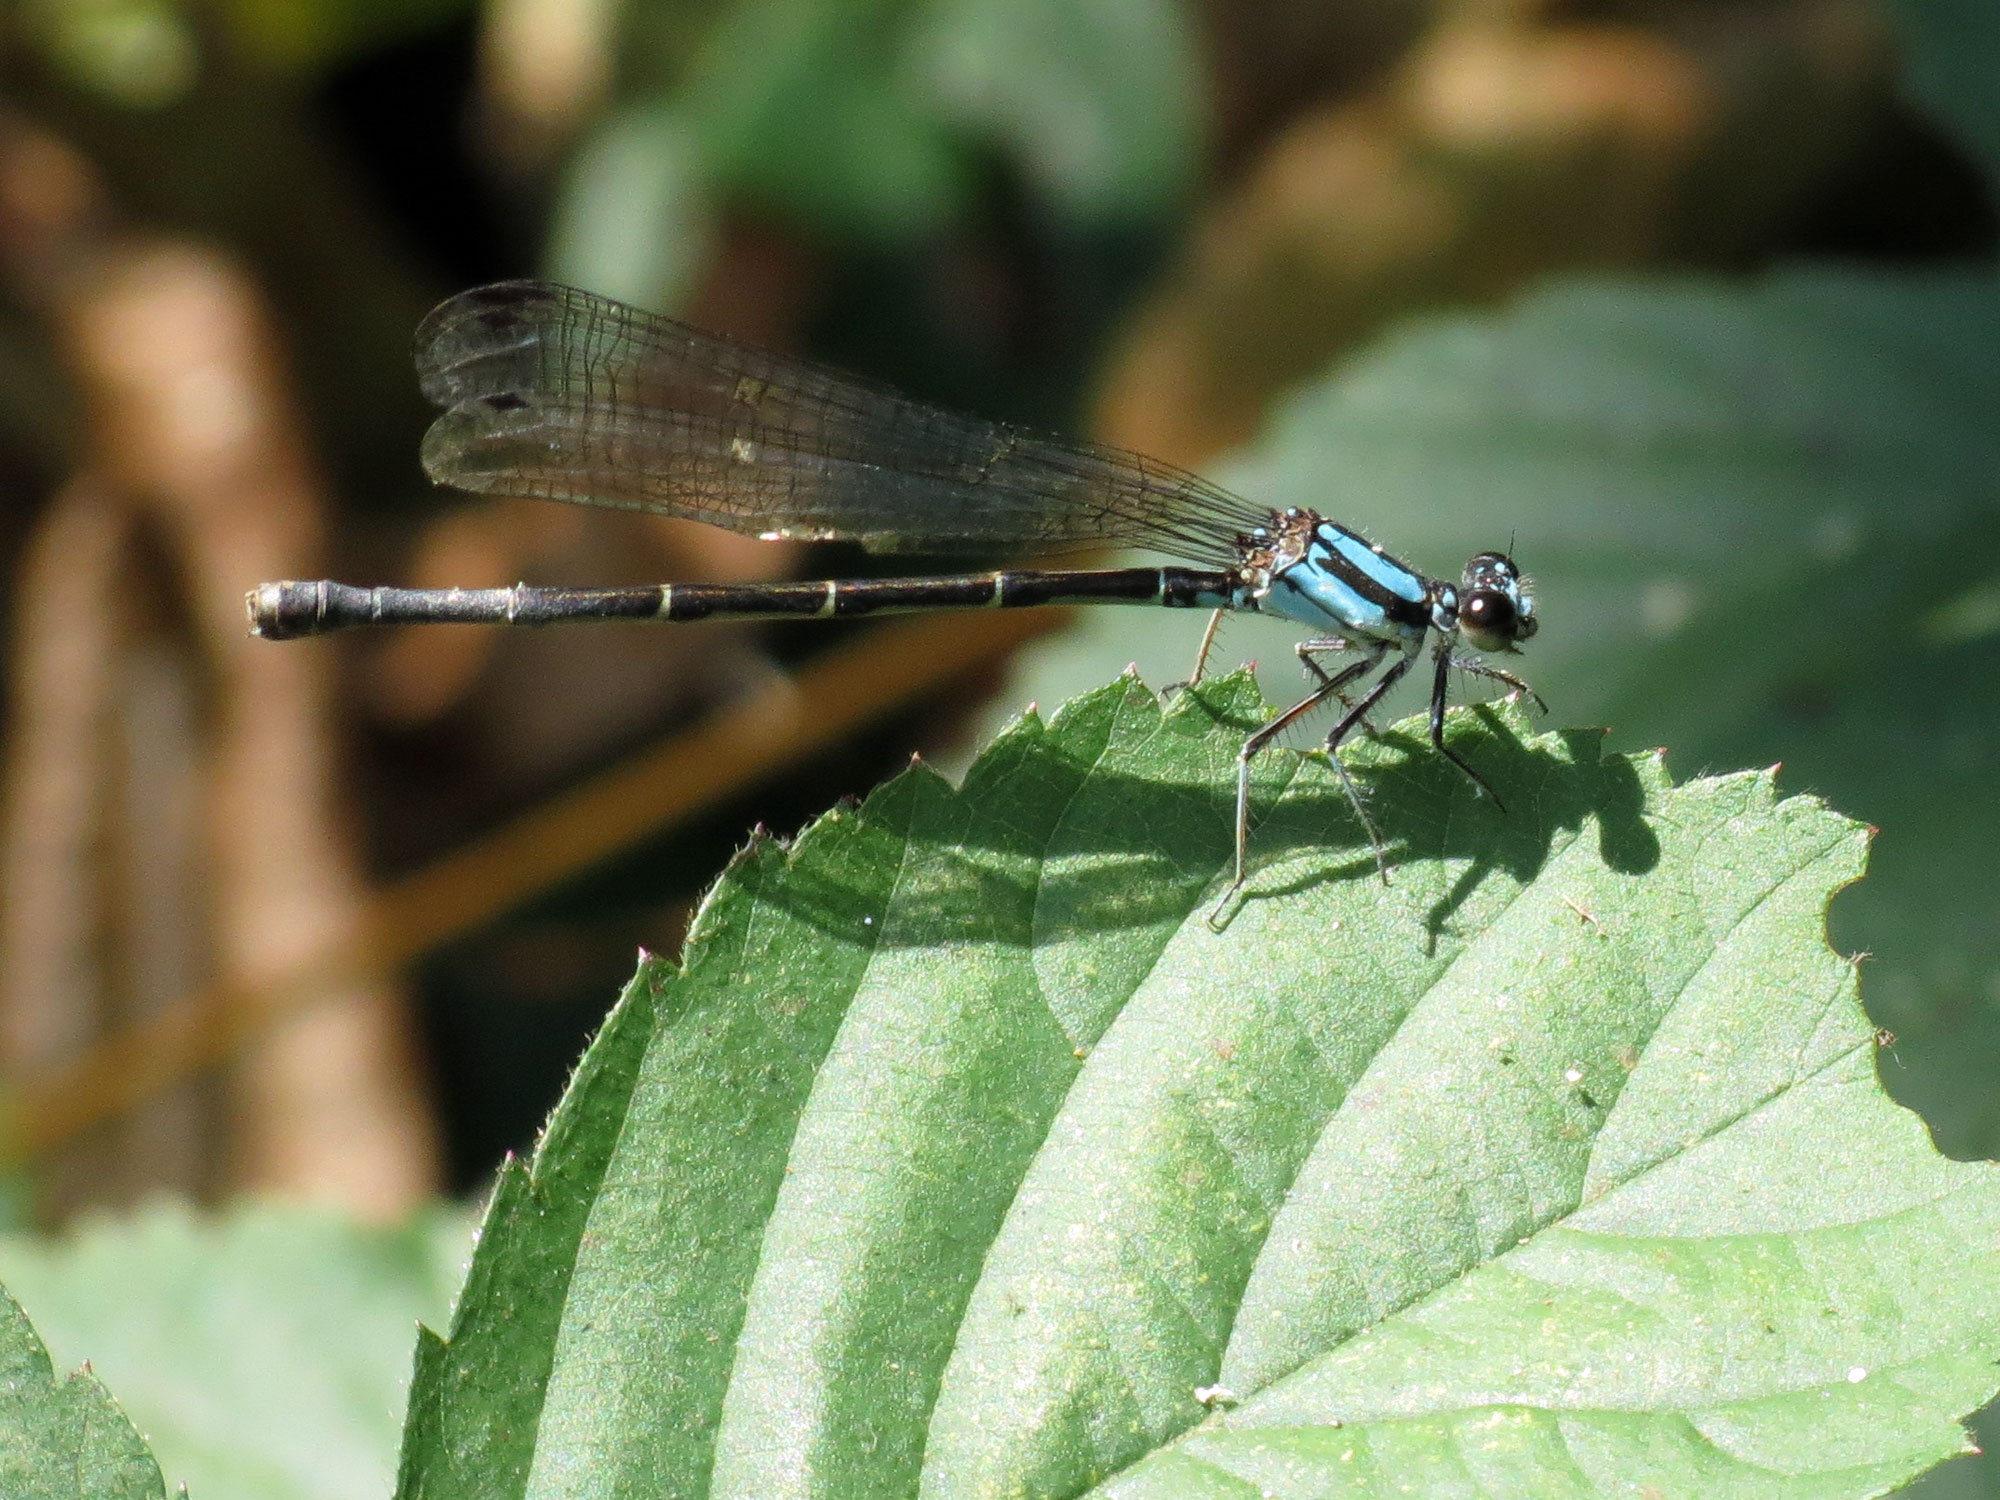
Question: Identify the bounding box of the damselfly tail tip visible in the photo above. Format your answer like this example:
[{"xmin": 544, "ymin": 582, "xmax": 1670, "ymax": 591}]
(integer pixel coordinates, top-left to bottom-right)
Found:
[
  {"xmin": 245, "ymin": 585, "xmax": 274, "ymax": 637},
  {"xmin": 246, "ymin": 582, "xmax": 303, "ymax": 640},
  {"xmin": 245, "ymin": 580, "xmax": 346, "ymax": 640}
]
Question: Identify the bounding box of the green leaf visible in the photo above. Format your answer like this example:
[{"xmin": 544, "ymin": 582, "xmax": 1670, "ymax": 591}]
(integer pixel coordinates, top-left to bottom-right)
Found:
[
  {"xmin": 628, "ymin": 0, "xmax": 1203, "ymax": 242},
  {"xmin": 394, "ymin": 673, "xmax": 2000, "ymax": 1498},
  {"xmin": 545, "ymin": 104, "xmax": 717, "ymax": 311},
  {"xmin": 17, "ymin": 0, "xmax": 197, "ymax": 110},
  {"xmin": 400, "ymin": 965, "xmax": 662, "ymax": 1497},
  {"xmin": 679, "ymin": 0, "xmax": 972, "ymax": 243},
  {"xmin": 0, "ymin": 1201, "xmax": 468, "ymax": 1500},
  {"xmin": 905, "ymin": 0, "xmax": 1203, "ymax": 220},
  {"xmin": 1205, "ymin": 268, "xmax": 2000, "ymax": 1164},
  {"xmin": 0, "ymin": 1282, "xmax": 163, "ymax": 1500},
  {"xmin": 214, "ymin": 0, "xmax": 471, "ymax": 72},
  {"xmin": 1883, "ymin": 0, "xmax": 2000, "ymax": 189}
]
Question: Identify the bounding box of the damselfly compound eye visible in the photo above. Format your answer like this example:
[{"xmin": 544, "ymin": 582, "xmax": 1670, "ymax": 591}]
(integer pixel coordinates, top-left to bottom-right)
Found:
[{"xmin": 1463, "ymin": 590, "xmax": 1516, "ymax": 635}]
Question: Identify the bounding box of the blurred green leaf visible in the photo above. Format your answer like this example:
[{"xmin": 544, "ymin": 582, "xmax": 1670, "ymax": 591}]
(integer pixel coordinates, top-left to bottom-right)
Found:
[
  {"xmin": 589, "ymin": 0, "xmax": 1203, "ymax": 247},
  {"xmin": 678, "ymin": 0, "xmax": 971, "ymax": 242},
  {"xmin": 1217, "ymin": 269, "xmax": 2000, "ymax": 1167},
  {"xmin": 24, "ymin": 0, "xmax": 475, "ymax": 100},
  {"xmin": 905, "ymin": 0, "xmax": 1201, "ymax": 220},
  {"xmin": 215, "ymin": 0, "xmax": 472, "ymax": 72},
  {"xmin": 0, "ymin": 1201, "xmax": 470, "ymax": 1500},
  {"xmin": 20, "ymin": 0, "xmax": 198, "ymax": 109},
  {"xmin": 393, "ymin": 674, "xmax": 2000, "ymax": 1498},
  {"xmin": 546, "ymin": 103, "xmax": 717, "ymax": 309},
  {"xmin": 0, "ymin": 1283, "xmax": 164, "ymax": 1500},
  {"xmin": 1885, "ymin": 0, "xmax": 2000, "ymax": 187}
]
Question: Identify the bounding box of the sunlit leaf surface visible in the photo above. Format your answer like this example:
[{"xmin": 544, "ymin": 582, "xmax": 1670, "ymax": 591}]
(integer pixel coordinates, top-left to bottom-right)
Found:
[{"xmin": 397, "ymin": 675, "xmax": 2000, "ymax": 1499}]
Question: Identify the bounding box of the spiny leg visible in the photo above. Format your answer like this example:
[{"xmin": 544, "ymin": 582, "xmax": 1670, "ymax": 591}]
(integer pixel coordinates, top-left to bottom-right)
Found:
[
  {"xmin": 1200, "ymin": 648, "xmax": 1392, "ymax": 928},
  {"xmin": 1187, "ymin": 607, "xmax": 1227, "ymax": 685},
  {"xmin": 1294, "ymin": 638, "xmax": 1353, "ymax": 687},
  {"xmin": 1323, "ymin": 743, "xmax": 1387, "ymax": 884},
  {"xmin": 1297, "ymin": 637, "xmax": 1385, "ymax": 735},
  {"xmin": 1162, "ymin": 606, "xmax": 1230, "ymax": 701},
  {"xmin": 1429, "ymin": 648, "xmax": 1507, "ymax": 811},
  {"xmin": 1445, "ymin": 653, "xmax": 1547, "ymax": 714},
  {"xmin": 1317, "ymin": 650, "xmax": 1417, "ymax": 886}
]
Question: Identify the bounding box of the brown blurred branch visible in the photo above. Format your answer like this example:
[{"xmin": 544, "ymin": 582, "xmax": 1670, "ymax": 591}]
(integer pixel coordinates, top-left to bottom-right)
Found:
[
  {"xmin": 0, "ymin": 480, "xmax": 134, "ymax": 1116},
  {"xmin": 0, "ymin": 116, "xmax": 438, "ymax": 1216},
  {"xmin": 3, "ymin": 605, "xmax": 1063, "ymax": 1162}
]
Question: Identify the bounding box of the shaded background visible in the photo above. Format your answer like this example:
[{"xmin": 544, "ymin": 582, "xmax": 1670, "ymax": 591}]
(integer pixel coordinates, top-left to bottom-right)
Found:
[{"xmin": 0, "ymin": 0, "xmax": 1995, "ymax": 1493}]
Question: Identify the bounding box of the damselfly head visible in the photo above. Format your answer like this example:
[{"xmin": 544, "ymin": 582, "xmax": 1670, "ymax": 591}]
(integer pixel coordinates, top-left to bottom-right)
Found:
[{"xmin": 1456, "ymin": 551, "xmax": 1537, "ymax": 653}]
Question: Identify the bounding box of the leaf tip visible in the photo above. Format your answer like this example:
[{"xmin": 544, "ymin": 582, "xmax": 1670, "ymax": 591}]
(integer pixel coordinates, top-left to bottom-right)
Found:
[
  {"xmin": 1157, "ymin": 666, "xmax": 1270, "ymax": 733},
  {"xmin": 895, "ymin": 753, "xmax": 955, "ymax": 798},
  {"xmin": 699, "ymin": 833, "xmax": 777, "ymax": 906}
]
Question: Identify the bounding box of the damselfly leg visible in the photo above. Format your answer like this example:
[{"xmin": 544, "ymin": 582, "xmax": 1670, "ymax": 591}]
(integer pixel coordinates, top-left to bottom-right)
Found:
[
  {"xmin": 1443, "ymin": 653, "xmax": 1547, "ymax": 712},
  {"xmin": 1208, "ymin": 645, "xmax": 1408, "ymax": 929}
]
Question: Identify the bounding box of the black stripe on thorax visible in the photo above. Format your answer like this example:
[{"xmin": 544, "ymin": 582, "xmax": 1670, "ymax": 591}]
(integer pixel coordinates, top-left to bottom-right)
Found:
[{"xmin": 1311, "ymin": 534, "xmax": 1433, "ymax": 631}]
